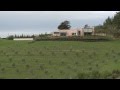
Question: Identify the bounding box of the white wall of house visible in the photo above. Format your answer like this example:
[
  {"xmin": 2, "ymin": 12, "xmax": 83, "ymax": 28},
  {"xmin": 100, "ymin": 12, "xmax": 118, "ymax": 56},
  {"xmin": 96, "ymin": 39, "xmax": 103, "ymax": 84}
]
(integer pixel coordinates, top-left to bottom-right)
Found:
[{"xmin": 52, "ymin": 27, "xmax": 94, "ymax": 37}]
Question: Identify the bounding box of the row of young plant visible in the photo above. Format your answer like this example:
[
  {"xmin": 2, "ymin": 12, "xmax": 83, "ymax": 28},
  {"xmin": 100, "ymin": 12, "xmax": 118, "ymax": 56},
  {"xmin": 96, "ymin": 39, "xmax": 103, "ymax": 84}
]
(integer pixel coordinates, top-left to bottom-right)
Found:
[
  {"xmin": 75, "ymin": 70, "xmax": 120, "ymax": 79},
  {"xmin": 0, "ymin": 51, "xmax": 119, "ymax": 79},
  {"xmin": 0, "ymin": 58, "xmax": 119, "ymax": 79}
]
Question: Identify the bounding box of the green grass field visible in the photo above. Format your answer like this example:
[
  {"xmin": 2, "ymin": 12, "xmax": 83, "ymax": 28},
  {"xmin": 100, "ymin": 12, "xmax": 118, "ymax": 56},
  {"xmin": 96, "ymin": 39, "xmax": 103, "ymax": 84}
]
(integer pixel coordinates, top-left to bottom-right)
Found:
[{"xmin": 0, "ymin": 40, "xmax": 120, "ymax": 79}]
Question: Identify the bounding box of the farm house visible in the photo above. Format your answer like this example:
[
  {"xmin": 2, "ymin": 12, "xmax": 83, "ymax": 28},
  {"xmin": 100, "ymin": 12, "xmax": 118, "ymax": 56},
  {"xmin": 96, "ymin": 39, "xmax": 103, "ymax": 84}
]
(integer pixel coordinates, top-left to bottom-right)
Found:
[{"xmin": 52, "ymin": 26, "xmax": 95, "ymax": 37}]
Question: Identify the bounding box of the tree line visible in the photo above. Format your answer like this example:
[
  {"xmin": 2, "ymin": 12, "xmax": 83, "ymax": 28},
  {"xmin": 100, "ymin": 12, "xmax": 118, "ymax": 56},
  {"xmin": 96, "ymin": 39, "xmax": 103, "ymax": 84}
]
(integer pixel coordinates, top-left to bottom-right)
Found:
[
  {"xmin": 7, "ymin": 34, "xmax": 35, "ymax": 40},
  {"xmin": 95, "ymin": 12, "xmax": 120, "ymax": 38},
  {"xmin": 7, "ymin": 33, "xmax": 52, "ymax": 40}
]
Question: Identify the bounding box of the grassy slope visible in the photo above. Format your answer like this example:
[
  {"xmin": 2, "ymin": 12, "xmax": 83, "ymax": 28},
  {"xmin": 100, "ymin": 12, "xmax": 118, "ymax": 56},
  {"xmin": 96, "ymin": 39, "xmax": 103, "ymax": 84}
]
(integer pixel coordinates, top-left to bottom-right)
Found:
[{"xmin": 0, "ymin": 40, "xmax": 120, "ymax": 79}]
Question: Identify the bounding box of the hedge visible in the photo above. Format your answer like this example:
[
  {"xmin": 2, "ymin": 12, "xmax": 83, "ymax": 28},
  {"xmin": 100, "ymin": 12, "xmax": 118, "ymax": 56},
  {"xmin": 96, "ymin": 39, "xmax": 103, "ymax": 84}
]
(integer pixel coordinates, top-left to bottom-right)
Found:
[{"xmin": 34, "ymin": 35, "xmax": 113, "ymax": 42}]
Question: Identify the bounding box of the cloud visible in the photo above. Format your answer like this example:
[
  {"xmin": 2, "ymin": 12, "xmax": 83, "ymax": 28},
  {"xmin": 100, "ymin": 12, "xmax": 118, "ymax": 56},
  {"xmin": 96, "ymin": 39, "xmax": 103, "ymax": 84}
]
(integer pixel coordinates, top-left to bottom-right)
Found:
[{"xmin": 0, "ymin": 11, "xmax": 117, "ymax": 20}]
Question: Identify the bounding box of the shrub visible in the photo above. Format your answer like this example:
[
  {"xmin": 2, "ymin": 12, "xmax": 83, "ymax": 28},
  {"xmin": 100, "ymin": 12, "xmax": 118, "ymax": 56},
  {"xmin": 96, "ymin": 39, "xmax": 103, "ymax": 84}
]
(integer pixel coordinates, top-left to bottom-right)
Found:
[
  {"xmin": 88, "ymin": 67, "xmax": 92, "ymax": 71},
  {"xmin": 7, "ymin": 35, "xmax": 14, "ymax": 40},
  {"xmin": 27, "ymin": 51, "xmax": 31, "ymax": 55},
  {"xmin": 50, "ymin": 75, "xmax": 53, "ymax": 78},
  {"xmin": 93, "ymin": 52, "xmax": 97, "ymax": 56},
  {"xmin": 61, "ymin": 61, "xmax": 65, "ymax": 64},
  {"xmin": 51, "ymin": 52, "xmax": 55, "ymax": 56},
  {"xmin": 67, "ymin": 65, "xmax": 71, "ymax": 69},
  {"xmin": 22, "ymin": 59, "xmax": 25, "ymax": 62},
  {"xmin": 117, "ymin": 52, "xmax": 120, "ymax": 55},
  {"xmin": 36, "ymin": 60, "xmax": 38, "ymax": 63},
  {"xmin": 44, "ymin": 70, "xmax": 48, "ymax": 74},
  {"xmin": 75, "ymin": 52, "xmax": 79, "ymax": 56},
  {"xmin": 114, "ymin": 59, "xmax": 118, "ymax": 63},
  {"xmin": 1, "ymin": 68, "xmax": 5, "ymax": 72},
  {"xmin": 76, "ymin": 71, "xmax": 102, "ymax": 79},
  {"xmin": 70, "ymin": 48, "xmax": 73, "ymax": 52},
  {"xmin": 82, "ymin": 50, "xmax": 85, "ymax": 53},
  {"xmin": 76, "ymin": 72, "xmax": 88, "ymax": 79},
  {"xmin": 97, "ymin": 70, "xmax": 120, "ymax": 79},
  {"xmin": 34, "ymin": 35, "xmax": 112, "ymax": 42},
  {"xmin": 90, "ymin": 71, "xmax": 101, "ymax": 79},
  {"xmin": 16, "ymin": 69, "xmax": 19, "ymax": 73},
  {"xmin": 3, "ymin": 52, "xmax": 6, "ymax": 55},
  {"xmin": 60, "ymin": 70, "xmax": 64, "ymax": 74},
  {"xmin": 101, "ymin": 71, "xmax": 112, "ymax": 79},
  {"xmin": 26, "ymin": 65, "xmax": 30, "ymax": 68},
  {"xmin": 96, "ymin": 64, "xmax": 99, "ymax": 67},
  {"xmin": 105, "ymin": 52, "xmax": 109, "ymax": 56},
  {"xmin": 75, "ymin": 61, "xmax": 79, "ymax": 65},
  {"xmin": 40, "ymin": 65, "xmax": 44, "ymax": 70},
  {"xmin": 102, "ymin": 60, "xmax": 105, "ymax": 63},
  {"xmin": 111, "ymin": 50, "xmax": 115, "ymax": 53},
  {"xmin": 112, "ymin": 55, "xmax": 116, "ymax": 58},
  {"xmin": 12, "ymin": 63, "xmax": 16, "ymax": 67},
  {"xmin": 30, "ymin": 70, "xmax": 34, "ymax": 75},
  {"xmin": 88, "ymin": 55, "xmax": 92, "ymax": 58},
  {"xmin": 15, "ymin": 51, "xmax": 18, "ymax": 55},
  {"xmin": 88, "ymin": 62, "xmax": 91, "ymax": 65},
  {"xmin": 112, "ymin": 70, "xmax": 120, "ymax": 75},
  {"xmin": 39, "ymin": 51, "xmax": 42, "ymax": 55},
  {"xmin": 9, "ymin": 58, "xmax": 12, "ymax": 62},
  {"xmin": 63, "ymin": 52, "xmax": 67, "ymax": 56},
  {"xmin": 48, "ymin": 60, "xmax": 52, "ymax": 64}
]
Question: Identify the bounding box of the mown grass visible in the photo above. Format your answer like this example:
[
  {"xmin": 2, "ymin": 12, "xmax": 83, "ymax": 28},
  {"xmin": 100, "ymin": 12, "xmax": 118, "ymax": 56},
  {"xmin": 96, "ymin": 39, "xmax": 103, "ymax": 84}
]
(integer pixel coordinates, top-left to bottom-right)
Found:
[{"xmin": 0, "ymin": 40, "xmax": 120, "ymax": 79}]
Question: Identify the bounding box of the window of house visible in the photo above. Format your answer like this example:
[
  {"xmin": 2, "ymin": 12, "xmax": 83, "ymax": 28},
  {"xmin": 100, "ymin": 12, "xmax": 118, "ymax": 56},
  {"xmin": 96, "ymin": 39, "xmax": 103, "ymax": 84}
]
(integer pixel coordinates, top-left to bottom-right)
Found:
[
  {"xmin": 60, "ymin": 32, "xmax": 67, "ymax": 36},
  {"xmin": 78, "ymin": 31, "xmax": 80, "ymax": 36},
  {"xmin": 72, "ymin": 33, "xmax": 76, "ymax": 36},
  {"xmin": 54, "ymin": 32, "xmax": 59, "ymax": 34}
]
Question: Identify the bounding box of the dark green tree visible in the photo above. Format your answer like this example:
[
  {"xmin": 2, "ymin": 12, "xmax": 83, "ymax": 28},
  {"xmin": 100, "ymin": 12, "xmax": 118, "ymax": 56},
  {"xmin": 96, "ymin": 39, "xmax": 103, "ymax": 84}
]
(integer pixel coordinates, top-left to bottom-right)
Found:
[
  {"xmin": 95, "ymin": 12, "xmax": 120, "ymax": 38},
  {"xmin": 94, "ymin": 25, "xmax": 105, "ymax": 33},
  {"xmin": 112, "ymin": 12, "xmax": 120, "ymax": 28},
  {"xmin": 104, "ymin": 12, "xmax": 120, "ymax": 37},
  {"xmin": 103, "ymin": 16, "xmax": 113, "ymax": 28},
  {"xmin": 58, "ymin": 20, "xmax": 71, "ymax": 30}
]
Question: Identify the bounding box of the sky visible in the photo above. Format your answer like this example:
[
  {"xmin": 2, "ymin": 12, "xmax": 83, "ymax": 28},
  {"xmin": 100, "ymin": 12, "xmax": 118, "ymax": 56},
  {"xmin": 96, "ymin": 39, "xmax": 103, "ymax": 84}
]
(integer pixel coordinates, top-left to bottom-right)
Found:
[{"xmin": 0, "ymin": 11, "xmax": 118, "ymax": 38}]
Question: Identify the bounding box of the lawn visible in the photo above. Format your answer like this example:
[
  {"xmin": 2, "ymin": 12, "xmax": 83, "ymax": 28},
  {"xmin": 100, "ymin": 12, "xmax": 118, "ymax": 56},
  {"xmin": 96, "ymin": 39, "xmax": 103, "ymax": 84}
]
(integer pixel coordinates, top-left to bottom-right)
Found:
[{"xmin": 0, "ymin": 40, "xmax": 120, "ymax": 79}]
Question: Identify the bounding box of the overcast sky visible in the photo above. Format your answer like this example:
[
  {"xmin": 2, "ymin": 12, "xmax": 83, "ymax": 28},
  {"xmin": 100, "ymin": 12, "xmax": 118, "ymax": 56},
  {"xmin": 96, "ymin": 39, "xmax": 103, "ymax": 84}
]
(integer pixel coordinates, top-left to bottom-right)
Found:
[{"xmin": 0, "ymin": 11, "xmax": 118, "ymax": 38}]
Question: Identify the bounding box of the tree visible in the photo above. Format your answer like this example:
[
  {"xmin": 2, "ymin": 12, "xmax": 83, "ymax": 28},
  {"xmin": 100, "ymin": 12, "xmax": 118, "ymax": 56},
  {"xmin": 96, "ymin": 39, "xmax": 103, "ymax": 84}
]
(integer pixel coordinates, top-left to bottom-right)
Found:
[
  {"xmin": 14, "ymin": 34, "xmax": 17, "ymax": 38},
  {"xmin": 84, "ymin": 24, "xmax": 89, "ymax": 28},
  {"xmin": 32, "ymin": 34, "xmax": 35, "ymax": 38},
  {"xmin": 112, "ymin": 12, "xmax": 120, "ymax": 28},
  {"xmin": 95, "ymin": 12, "xmax": 120, "ymax": 37},
  {"xmin": 103, "ymin": 13, "xmax": 120, "ymax": 37},
  {"xmin": 58, "ymin": 20, "xmax": 71, "ymax": 30},
  {"xmin": 21, "ymin": 34, "xmax": 24, "ymax": 38},
  {"xmin": 102, "ymin": 17, "xmax": 113, "ymax": 35},
  {"xmin": 103, "ymin": 17, "xmax": 113, "ymax": 28},
  {"xmin": 94, "ymin": 25, "xmax": 105, "ymax": 33}
]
